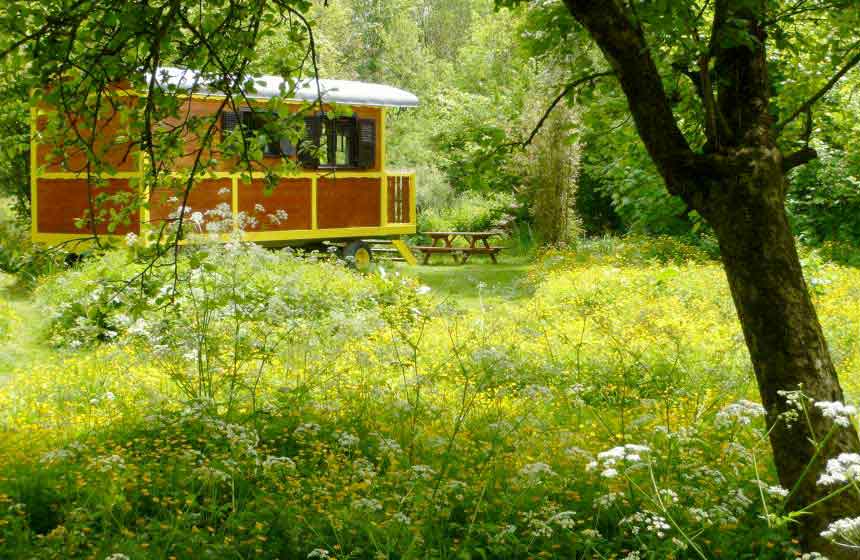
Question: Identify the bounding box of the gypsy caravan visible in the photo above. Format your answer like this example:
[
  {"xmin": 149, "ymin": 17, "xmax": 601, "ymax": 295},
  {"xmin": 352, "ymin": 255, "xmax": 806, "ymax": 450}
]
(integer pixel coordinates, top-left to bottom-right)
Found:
[{"xmin": 30, "ymin": 67, "xmax": 419, "ymax": 266}]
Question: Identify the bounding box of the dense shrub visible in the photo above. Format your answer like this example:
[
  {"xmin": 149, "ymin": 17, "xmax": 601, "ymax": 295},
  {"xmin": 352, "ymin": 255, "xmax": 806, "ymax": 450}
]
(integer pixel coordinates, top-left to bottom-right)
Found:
[
  {"xmin": 0, "ymin": 276, "xmax": 16, "ymax": 341},
  {"xmin": 0, "ymin": 199, "xmax": 69, "ymax": 283},
  {"xmin": 575, "ymin": 167, "xmax": 624, "ymax": 236},
  {"xmin": 416, "ymin": 191, "xmax": 516, "ymax": 238},
  {"xmin": 36, "ymin": 242, "xmax": 420, "ymax": 351},
  {"xmin": 788, "ymin": 140, "xmax": 860, "ymax": 245}
]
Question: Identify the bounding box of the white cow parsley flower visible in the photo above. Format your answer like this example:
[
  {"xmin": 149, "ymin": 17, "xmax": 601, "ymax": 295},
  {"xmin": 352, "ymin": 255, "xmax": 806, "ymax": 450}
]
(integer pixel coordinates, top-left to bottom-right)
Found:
[
  {"xmin": 589, "ymin": 444, "xmax": 650, "ymax": 478},
  {"xmin": 519, "ymin": 462, "xmax": 556, "ymax": 480},
  {"xmin": 715, "ymin": 400, "xmax": 765, "ymax": 427},
  {"xmin": 337, "ymin": 431, "xmax": 360, "ymax": 448},
  {"xmin": 817, "ymin": 453, "xmax": 860, "ymax": 486},
  {"xmin": 352, "ymin": 497, "xmax": 383, "ymax": 512},
  {"xmin": 821, "ymin": 516, "xmax": 860, "ymax": 547},
  {"xmin": 814, "ymin": 401, "xmax": 857, "ymax": 427}
]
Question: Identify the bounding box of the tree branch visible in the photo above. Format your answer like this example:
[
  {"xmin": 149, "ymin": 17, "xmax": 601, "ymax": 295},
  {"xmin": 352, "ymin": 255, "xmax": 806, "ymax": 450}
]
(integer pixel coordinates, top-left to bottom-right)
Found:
[
  {"xmin": 783, "ymin": 146, "xmax": 818, "ymax": 172},
  {"xmin": 776, "ymin": 48, "xmax": 860, "ymax": 133},
  {"xmin": 517, "ymin": 71, "xmax": 613, "ymax": 149},
  {"xmin": 563, "ymin": 0, "xmax": 700, "ymax": 201}
]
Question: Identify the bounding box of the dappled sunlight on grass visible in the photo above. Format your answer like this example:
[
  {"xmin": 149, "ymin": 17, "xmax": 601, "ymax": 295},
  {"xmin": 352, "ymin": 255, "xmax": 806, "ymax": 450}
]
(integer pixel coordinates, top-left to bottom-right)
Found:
[{"xmin": 396, "ymin": 258, "xmax": 533, "ymax": 308}]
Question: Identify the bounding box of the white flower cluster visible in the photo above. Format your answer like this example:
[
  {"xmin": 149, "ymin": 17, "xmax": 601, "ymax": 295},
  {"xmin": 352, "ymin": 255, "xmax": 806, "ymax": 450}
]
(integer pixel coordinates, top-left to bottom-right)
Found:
[
  {"xmin": 208, "ymin": 419, "xmax": 259, "ymax": 459},
  {"xmin": 194, "ymin": 465, "xmax": 231, "ymax": 484},
  {"xmin": 596, "ymin": 492, "xmax": 623, "ymax": 509},
  {"xmin": 307, "ymin": 549, "xmax": 330, "ymax": 559},
  {"xmin": 765, "ymin": 485, "xmax": 788, "ymax": 498},
  {"xmin": 821, "ymin": 516, "xmax": 860, "ymax": 547},
  {"xmin": 754, "ymin": 480, "xmax": 789, "ymax": 498},
  {"xmin": 266, "ymin": 209, "xmax": 289, "ymax": 225},
  {"xmin": 620, "ymin": 511, "xmax": 671, "ymax": 538},
  {"xmin": 350, "ymin": 458, "xmax": 377, "ymax": 483},
  {"xmin": 92, "ymin": 454, "xmax": 126, "ymax": 473},
  {"xmin": 352, "ymin": 497, "xmax": 383, "ymax": 512},
  {"xmin": 587, "ymin": 444, "xmax": 650, "ymax": 479},
  {"xmin": 523, "ymin": 384, "xmax": 553, "ymax": 402},
  {"xmin": 40, "ymin": 448, "xmax": 74, "ymax": 464},
  {"xmin": 105, "ymin": 554, "xmax": 131, "ymax": 560},
  {"xmin": 566, "ymin": 383, "xmax": 588, "ymax": 406},
  {"xmin": 548, "ymin": 510, "xmax": 577, "ymax": 530},
  {"xmin": 410, "ymin": 464, "xmax": 436, "ymax": 480},
  {"xmin": 376, "ymin": 436, "xmax": 402, "ymax": 455},
  {"xmin": 261, "ymin": 455, "xmax": 296, "ymax": 472},
  {"xmin": 294, "ymin": 422, "xmax": 321, "ymax": 438},
  {"xmin": 814, "ymin": 401, "xmax": 857, "ymax": 427},
  {"xmin": 337, "ymin": 431, "xmax": 360, "ymax": 448},
  {"xmin": 817, "ymin": 453, "xmax": 860, "ymax": 486},
  {"xmin": 519, "ymin": 462, "xmax": 556, "ymax": 481},
  {"xmin": 715, "ymin": 400, "xmax": 765, "ymax": 428}
]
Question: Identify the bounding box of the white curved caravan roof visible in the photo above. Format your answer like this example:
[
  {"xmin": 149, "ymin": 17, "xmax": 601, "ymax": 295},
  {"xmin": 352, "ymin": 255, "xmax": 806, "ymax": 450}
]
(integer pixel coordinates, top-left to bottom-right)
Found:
[{"xmin": 155, "ymin": 67, "xmax": 419, "ymax": 108}]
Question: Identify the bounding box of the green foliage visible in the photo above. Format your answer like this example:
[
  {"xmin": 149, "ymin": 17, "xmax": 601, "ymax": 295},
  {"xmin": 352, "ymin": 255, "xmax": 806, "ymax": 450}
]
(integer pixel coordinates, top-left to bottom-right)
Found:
[
  {"xmin": 417, "ymin": 191, "xmax": 515, "ymax": 235},
  {"xmin": 0, "ymin": 65, "xmax": 29, "ymax": 219},
  {"xmin": 35, "ymin": 250, "xmax": 151, "ymax": 347},
  {"xmin": 434, "ymin": 118, "xmax": 522, "ymax": 193},
  {"xmin": 0, "ymin": 199, "xmax": 67, "ymax": 281},
  {"xmin": 575, "ymin": 167, "xmax": 623, "ymax": 236},
  {"xmin": 35, "ymin": 242, "xmax": 416, "ymax": 352},
  {"xmin": 789, "ymin": 139, "xmax": 860, "ymax": 245}
]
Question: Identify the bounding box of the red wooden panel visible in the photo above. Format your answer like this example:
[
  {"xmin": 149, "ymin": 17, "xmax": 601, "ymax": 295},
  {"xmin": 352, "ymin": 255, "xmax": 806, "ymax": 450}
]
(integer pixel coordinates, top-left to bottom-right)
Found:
[
  {"xmin": 36, "ymin": 178, "xmax": 139, "ymax": 235},
  {"xmin": 149, "ymin": 179, "xmax": 232, "ymax": 231},
  {"xmin": 317, "ymin": 177, "xmax": 381, "ymax": 229},
  {"xmin": 387, "ymin": 176, "xmax": 410, "ymax": 224},
  {"xmin": 170, "ymin": 98, "xmax": 220, "ymax": 170},
  {"xmin": 238, "ymin": 179, "xmax": 312, "ymax": 231},
  {"xmin": 36, "ymin": 101, "xmax": 138, "ymax": 173}
]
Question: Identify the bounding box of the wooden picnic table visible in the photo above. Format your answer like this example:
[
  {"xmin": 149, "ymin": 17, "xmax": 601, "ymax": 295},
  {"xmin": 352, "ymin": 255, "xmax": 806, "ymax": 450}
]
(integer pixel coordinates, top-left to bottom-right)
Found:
[{"xmin": 416, "ymin": 231, "xmax": 504, "ymax": 264}]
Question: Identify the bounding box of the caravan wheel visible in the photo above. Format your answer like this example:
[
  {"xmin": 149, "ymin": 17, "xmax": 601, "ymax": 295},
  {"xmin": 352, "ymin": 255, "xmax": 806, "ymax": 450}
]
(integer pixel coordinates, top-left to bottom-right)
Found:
[{"xmin": 342, "ymin": 240, "xmax": 373, "ymax": 272}]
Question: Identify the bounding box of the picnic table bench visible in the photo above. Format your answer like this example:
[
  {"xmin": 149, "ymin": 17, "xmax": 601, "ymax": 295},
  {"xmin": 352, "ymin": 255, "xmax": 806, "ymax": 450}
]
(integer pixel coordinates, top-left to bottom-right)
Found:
[{"xmin": 414, "ymin": 231, "xmax": 504, "ymax": 264}]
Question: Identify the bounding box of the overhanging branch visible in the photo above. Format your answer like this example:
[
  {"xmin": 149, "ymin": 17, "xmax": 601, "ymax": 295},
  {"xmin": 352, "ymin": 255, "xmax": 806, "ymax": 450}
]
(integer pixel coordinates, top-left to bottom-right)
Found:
[
  {"xmin": 776, "ymin": 48, "xmax": 860, "ymax": 133},
  {"xmin": 783, "ymin": 146, "xmax": 818, "ymax": 172},
  {"xmin": 517, "ymin": 71, "xmax": 613, "ymax": 149}
]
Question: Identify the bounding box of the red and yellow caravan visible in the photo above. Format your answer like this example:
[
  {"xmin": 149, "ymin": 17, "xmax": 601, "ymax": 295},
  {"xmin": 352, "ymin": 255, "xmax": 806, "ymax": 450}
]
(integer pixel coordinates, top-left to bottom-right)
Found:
[{"xmin": 30, "ymin": 67, "xmax": 419, "ymax": 265}]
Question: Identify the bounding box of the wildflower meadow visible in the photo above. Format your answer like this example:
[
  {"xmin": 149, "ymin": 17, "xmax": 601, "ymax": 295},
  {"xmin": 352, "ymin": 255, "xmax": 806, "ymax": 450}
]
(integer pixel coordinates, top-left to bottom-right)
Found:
[{"xmin": 0, "ymin": 237, "xmax": 858, "ymax": 559}]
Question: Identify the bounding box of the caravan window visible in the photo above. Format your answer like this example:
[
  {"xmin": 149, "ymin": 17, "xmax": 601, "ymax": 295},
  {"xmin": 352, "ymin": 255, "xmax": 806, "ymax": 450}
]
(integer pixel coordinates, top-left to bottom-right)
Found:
[
  {"xmin": 300, "ymin": 114, "xmax": 376, "ymax": 170},
  {"xmin": 221, "ymin": 109, "xmax": 294, "ymax": 157},
  {"xmin": 320, "ymin": 118, "xmax": 356, "ymax": 166}
]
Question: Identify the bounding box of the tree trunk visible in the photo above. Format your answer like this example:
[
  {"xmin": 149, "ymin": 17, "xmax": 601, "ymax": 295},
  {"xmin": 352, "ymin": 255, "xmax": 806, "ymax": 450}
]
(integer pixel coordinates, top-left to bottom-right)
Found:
[
  {"xmin": 560, "ymin": 1, "xmax": 860, "ymax": 553},
  {"xmin": 701, "ymin": 152, "xmax": 860, "ymax": 558}
]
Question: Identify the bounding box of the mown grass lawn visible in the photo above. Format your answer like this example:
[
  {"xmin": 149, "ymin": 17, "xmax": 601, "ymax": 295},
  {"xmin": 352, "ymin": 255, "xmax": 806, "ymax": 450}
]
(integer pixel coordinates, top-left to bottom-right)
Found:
[
  {"xmin": 0, "ymin": 238, "xmax": 857, "ymax": 559},
  {"xmin": 397, "ymin": 257, "xmax": 532, "ymax": 308}
]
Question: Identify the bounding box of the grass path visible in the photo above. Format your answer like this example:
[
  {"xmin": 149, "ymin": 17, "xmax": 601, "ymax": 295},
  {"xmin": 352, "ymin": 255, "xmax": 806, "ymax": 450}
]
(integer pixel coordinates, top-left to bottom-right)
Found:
[
  {"xmin": 0, "ymin": 275, "xmax": 53, "ymax": 376},
  {"xmin": 394, "ymin": 256, "xmax": 532, "ymax": 308}
]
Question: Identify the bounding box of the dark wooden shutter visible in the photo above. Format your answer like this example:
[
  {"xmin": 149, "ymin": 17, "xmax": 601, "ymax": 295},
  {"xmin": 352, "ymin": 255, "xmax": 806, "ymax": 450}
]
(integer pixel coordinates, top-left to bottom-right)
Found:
[
  {"xmin": 337, "ymin": 117, "xmax": 357, "ymax": 166},
  {"xmin": 357, "ymin": 119, "xmax": 376, "ymax": 169},
  {"xmin": 221, "ymin": 111, "xmax": 241, "ymax": 138},
  {"xmin": 299, "ymin": 115, "xmax": 322, "ymax": 168}
]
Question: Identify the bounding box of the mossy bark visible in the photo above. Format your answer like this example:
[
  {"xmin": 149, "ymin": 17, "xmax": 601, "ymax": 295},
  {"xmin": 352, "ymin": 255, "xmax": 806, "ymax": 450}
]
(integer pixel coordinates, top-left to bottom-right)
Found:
[{"xmin": 703, "ymin": 152, "xmax": 860, "ymax": 558}]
